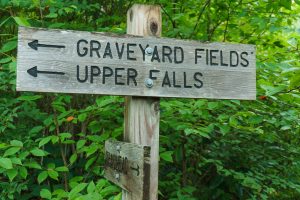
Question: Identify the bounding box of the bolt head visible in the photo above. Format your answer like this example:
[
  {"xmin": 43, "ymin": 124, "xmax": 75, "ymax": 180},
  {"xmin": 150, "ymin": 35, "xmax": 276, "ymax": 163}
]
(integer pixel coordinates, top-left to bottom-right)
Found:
[
  {"xmin": 145, "ymin": 47, "xmax": 153, "ymax": 56},
  {"xmin": 145, "ymin": 78, "xmax": 153, "ymax": 88},
  {"xmin": 115, "ymin": 173, "xmax": 120, "ymax": 180}
]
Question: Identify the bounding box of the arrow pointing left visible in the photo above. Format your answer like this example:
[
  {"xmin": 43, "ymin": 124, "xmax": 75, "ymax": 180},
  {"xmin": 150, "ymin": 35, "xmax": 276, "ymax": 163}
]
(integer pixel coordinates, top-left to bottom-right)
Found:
[
  {"xmin": 28, "ymin": 40, "xmax": 65, "ymax": 50},
  {"xmin": 27, "ymin": 66, "xmax": 65, "ymax": 77}
]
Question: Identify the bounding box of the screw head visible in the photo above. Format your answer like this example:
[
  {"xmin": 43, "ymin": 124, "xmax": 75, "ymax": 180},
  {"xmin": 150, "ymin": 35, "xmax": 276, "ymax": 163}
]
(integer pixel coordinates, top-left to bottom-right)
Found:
[
  {"xmin": 145, "ymin": 47, "xmax": 153, "ymax": 56},
  {"xmin": 145, "ymin": 78, "xmax": 153, "ymax": 88},
  {"xmin": 115, "ymin": 173, "xmax": 120, "ymax": 181}
]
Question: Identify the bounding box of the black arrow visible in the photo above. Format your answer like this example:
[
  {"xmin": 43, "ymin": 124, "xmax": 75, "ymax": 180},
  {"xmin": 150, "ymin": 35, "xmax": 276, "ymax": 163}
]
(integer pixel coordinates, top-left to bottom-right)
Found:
[
  {"xmin": 28, "ymin": 40, "xmax": 65, "ymax": 50},
  {"xmin": 27, "ymin": 66, "xmax": 65, "ymax": 77},
  {"xmin": 130, "ymin": 164, "xmax": 140, "ymax": 176}
]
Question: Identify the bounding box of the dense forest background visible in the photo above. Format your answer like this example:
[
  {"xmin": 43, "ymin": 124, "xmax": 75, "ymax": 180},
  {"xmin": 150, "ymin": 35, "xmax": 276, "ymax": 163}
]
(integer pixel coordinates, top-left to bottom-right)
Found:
[{"xmin": 1, "ymin": 0, "xmax": 300, "ymax": 199}]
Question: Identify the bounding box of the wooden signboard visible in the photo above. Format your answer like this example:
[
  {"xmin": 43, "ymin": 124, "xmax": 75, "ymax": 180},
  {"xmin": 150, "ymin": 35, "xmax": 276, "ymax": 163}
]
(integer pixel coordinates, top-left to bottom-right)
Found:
[
  {"xmin": 17, "ymin": 26, "xmax": 256, "ymax": 100},
  {"xmin": 104, "ymin": 139, "xmax": 151, "ymax": 200}
]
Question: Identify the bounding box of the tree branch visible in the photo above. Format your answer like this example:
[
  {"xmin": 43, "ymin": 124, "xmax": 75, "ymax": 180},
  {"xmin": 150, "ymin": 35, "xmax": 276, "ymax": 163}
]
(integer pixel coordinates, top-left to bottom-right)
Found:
[{"xmin": 189, "ymin": 0, "xmax": 210, "ymax": 39}]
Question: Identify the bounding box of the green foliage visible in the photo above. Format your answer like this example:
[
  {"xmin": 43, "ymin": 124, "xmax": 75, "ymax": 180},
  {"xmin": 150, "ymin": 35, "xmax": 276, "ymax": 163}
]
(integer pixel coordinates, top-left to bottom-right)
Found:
[{"xmin": 0, "ymin": 0, "xmax": 300, "ymax": 199}]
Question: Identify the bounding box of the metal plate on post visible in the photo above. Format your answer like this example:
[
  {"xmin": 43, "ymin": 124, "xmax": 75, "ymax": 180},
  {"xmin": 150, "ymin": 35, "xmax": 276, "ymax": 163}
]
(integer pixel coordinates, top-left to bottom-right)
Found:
[
  {"xmin": 17, "ymin": 26, "xmax": 256, "ymax": 100},
  {"xmin": 104, "ymin": 139, "xmax": 151, "ymax": 200}
]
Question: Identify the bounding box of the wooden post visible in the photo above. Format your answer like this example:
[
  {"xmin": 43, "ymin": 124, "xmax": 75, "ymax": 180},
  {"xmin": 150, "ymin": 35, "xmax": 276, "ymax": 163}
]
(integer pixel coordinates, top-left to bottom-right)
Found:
[{"xmin": 124, "ymin": 4, "xmax": 161, "ymax": 200}]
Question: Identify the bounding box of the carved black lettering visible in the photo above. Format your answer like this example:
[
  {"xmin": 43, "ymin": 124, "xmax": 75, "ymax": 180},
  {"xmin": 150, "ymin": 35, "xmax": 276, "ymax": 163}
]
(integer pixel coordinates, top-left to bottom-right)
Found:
[
  {"xmin": 230, "ymin": 51, "xmax": 239, "ymax": 67},
  {"xmin": 116, "ymin": 43, "xmax": 125, "ymax": 59},
  {"xmin": 162, "ymin": 71, "xmax": 171, "ymax": 87},
  {"xmin": 162, "ymin": 46, "xmax": 172, "ymax": 63},
  {"xmin": 183, "ymin": 72, "xmax": 192, "ymax": 88},
  {"xmin": 240, "ymin": 52, "xmax": 249, "ymax": 67},
  {"xmin": 173, "ymin": 72, "xmax": 181, "ymax": 88},
  {"xmin": 115, "ymin": 68, "xmax": 125, "ymax": 85},
  {"xmin": 149, "ymin": 70, "xmax": 160, "ymax": 80},
  {"xmin": 151, "ymin": 46, "xmax": 161, "ymax": 62},
  {"xmin": 194, "ymin": 72, "xmax": 203, "ymax": 88},
  {"xmin": 206, "ymin": 49, "xmax": 209, "ymax": 65},
  {"xmin": 76, "ymin": 65, "xmax": 88, "ymax": 83},
  {"xmin": 103, "ymin": 66, "xmax": 113, "ymax": 84},
  {"xmin": 127, "ymin": 43, "xmax": 137, "ymax": 60},
  {"xmin": 90, "ymin": 40, "xmax": 101, "ymax": 58},
  {"xmin": 117, "ymin": 156, "xmax": 122, "ymax": 171},
  {"xmin": 195, "ymin": 49, "xmax": 204, "ymax": 64},
  {"xmin": 210, "ymin": 50, "xmax": 219, "ymax": 66},
  {"xmin": 123, "ymin": 157, "xmax": 128, "ymax": 175},
  {"xmin": 103, "ymin": 42, "xmax": 113, "ymax": 59},
  {"xmin": 220, "ymin": 50, "xmax": 228, "ymax": 66},
  {"xmin": 90, "ymin": 65, "xmax": 100, "ymax": 83},
  {"xmin": 174, "ymin": 47, "xmax": 184, "ymax": 64},
  {"xmin": 77, "ymin": 39, "xmax": 88, "ymax": 57},
  {"xmin": 127, "ymin": 68, "xmax": 137, "ymax": 86},
  {"xmin": 139, "ymin": 44, "xmax": 149, "ymax": 61}
]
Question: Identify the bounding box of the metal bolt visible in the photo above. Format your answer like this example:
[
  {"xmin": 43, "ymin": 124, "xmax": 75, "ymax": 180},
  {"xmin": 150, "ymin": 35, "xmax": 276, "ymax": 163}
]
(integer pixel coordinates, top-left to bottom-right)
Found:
[
  {"xmin": 145, "ymin": 47, "xmax": 153, "ymax": 56},
  {"xmin": 115, "ymin": 173, "xmax": 120, "ymax": 181},
  {"xmin": 144, "ymin": 78, "xmax": 153, "ymax": 88}
]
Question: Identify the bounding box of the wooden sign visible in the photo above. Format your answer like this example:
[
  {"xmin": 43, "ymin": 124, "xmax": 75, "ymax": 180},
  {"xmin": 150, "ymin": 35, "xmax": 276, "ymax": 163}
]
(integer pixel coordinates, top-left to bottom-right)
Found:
[
  {"xmin": 104, "ymin": 139, "xmax": 151, "ymax": 200},
  {"xmin": 17, "ymin": 26, "xmax": 256, "ymax": 100}
]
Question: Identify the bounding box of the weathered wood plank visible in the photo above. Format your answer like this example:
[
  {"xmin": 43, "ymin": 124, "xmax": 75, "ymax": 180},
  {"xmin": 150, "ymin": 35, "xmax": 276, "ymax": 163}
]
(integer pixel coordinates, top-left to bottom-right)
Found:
[
  {"xmin": 123, "ymin": 4, "xmax": 161, "ymax": 200},
  {"xmin": 104, "ymin": 139, "xmax": 151, "ymax": 200},
  {"xmin": 17, "ymin": 25, "xmax": 256, "ymax": 100}
]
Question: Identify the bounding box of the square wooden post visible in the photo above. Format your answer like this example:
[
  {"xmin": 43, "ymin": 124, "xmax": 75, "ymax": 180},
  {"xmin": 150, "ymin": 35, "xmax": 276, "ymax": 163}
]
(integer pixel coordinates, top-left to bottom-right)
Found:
[{"xmin": 123, "ymin": 4, "xmax": 161, "ymax": 200}]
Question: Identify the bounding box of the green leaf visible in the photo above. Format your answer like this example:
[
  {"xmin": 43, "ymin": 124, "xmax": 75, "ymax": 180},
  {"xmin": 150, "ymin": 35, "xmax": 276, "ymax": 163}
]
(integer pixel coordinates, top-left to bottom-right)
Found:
[
  {"xmin": 17, "ymin": 95, "xmax": 42, "ymax": 101},
  {"xmin": 85, "ymin": 157, "xmax": 96, "ymax": 170},
  {"xmin": 56, "ymin": 166, "xmax": 69, "ymax": 172},
  {"xmin": 260, "ymin": 84, "xmax": 287, "ymax": 96},
  {"xmin": 19, "ymin": 167, "xmax": 28, "ymax": 179},
  {"xmin": 11, "ymin": 157, "xmax": 22, "ymax": 165},
  {"xmin": 100, "ymin": 185, "xmax": 120, "ymax": 197},
  {"xmin": 48, "ymin": 169, "xmax": 59, "ymax": 180},
  {"xmin": 160, "ymin": 151, "xmax": 173, "ymax": 162},
  {"xmin": 0, "ymin": 157, "xmax": 13, "ymax": 169},
  {"xmin": 242, "ymin": 177, "xmax": 262, "ymax": 191},
  {"xmin": 86, "ymin": 145, "xmax": 99, "ymax": 157},
  {"xmin": 39, "ymin": 136, "xmax": 52, "ymax": 147},
  {"xmin": 96, "ymin": 96, "xmax": 115, "ymax": 107},
  {"xmin": 7, "ymin": 168, "xmax": 17, "ymax": 182},
  {"xmin": 51, "ymin": 135, "xmax": 59, "ymax": 144},
  {"xmin": 40, "ymin": 189, "xmax": 52, "ymax": 199},
  {"xmin": 4, "ymin": 147, "xmax": 21, "ymax": 157},
  {"xmin": 38, "ymin": 171, "xmax": 48, "ymax": 184},
  {"xmin": 0, "ymin": 40, "xmax": 17, "ymax": 53},
  {"xmin": 280, "ymin": 0, "xmax": 291, "ymax": 10},
  {"xmin": 78, "ymin": 113, "xmax": 87, "ymax": 122},
  {"xmin": 87, "ymin": 181, "xmax": 96, "ymax": 193},
  {"xmin": 47, "ymin": 163, "xmax": 55, "ymax": 170},
  {"xmin": 69, "ymin": 183, "xmax": 88, "ymax": 199},
  {"xmin": 70, "ymin": 153, "xmax": 78, "ymax": 165},
  {"xmin": 45, "ymin": 13, "xmax": 58, "ymax": 18},
  {"xmin": 76, "ymin": 140, "xmax": 86, "ymax": 150},
  {"xmin": 29, "ymin": 126, "xmax": 44, "ymax": 135},
  {"xmin": 14, "ymin": 17, "xmax": 30, "ymax": 26},
  {"xmin": 30, "ymin": 148, "xmax": 48, "ymax": 157},
  {"xmin": 0, "ymin": 143, "xmax": 8, "ymax": 149},
  {"xmin": 0, "ymin": 57, "xmax": 12, "ymax": 64},
  {"xmin": 59, "ymin": 132, "xmax": 72, "ymax": 140},
  {"xmin": 208, "ymin": 102, "xmax": 219, "ymax": 110},
  {"xmin": 10, "ymin": 140, "xmax": 23, "ymax": 147},
  {"xmin": 24, "ymin": 161, "xmax": 41, "ymax": 169}
]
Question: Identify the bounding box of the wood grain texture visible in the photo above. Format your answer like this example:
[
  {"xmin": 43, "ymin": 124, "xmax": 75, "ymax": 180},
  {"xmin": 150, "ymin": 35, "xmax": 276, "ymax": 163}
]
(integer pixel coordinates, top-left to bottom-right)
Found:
[
  {"xmin": 104, "ymin": 139, "xmax": 151, "ymax": 200},
  {"xmin": 17, "ymin": 24, "xmax": 256, "ymax": 100},
  {"xmin": 123, "ymin": 4, "xmax": 161, "ymax": 200}
]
